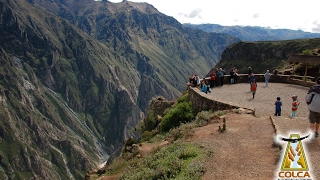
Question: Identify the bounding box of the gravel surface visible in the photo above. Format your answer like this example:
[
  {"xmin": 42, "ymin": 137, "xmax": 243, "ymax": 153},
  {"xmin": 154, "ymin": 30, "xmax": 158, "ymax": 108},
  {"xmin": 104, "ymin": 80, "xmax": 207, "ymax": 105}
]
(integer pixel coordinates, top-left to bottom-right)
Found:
[{"xmin": 206, "ymin": 82, "xmax": 310, "ymax": 118}]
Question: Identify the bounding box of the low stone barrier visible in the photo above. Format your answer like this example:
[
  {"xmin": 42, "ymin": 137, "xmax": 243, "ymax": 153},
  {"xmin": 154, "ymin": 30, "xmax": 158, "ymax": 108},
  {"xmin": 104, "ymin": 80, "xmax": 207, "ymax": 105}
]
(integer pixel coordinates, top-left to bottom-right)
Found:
[
  {"xmin": 205, "ymin": 74, "xmax": 315, "ymax": 87},
  {"xmin": 188, "ymin": 87, "xmax": 255, "ymax": 115}
]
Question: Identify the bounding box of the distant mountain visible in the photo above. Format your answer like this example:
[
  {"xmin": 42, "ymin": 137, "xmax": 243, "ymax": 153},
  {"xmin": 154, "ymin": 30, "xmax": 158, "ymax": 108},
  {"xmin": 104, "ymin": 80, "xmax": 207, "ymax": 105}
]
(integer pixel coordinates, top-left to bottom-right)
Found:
[
  {"xmin": 0, "ymin": 0, "xmax": 240, "ymax": 179},
  {"xmin": 184, "ymin": 23, "xmax": 320, "ymax": 41},
  {"xmin": 213, "ymin": 38, "xmax": 320, "ymax": 75}
]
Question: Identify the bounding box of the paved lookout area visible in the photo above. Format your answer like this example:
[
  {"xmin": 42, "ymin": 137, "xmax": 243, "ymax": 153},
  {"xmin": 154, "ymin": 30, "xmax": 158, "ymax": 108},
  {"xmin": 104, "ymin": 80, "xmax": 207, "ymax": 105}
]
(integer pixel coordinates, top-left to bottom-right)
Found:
[{"xmin": 206, "ymin": 82, "xmax": 310, "ymax": 117}]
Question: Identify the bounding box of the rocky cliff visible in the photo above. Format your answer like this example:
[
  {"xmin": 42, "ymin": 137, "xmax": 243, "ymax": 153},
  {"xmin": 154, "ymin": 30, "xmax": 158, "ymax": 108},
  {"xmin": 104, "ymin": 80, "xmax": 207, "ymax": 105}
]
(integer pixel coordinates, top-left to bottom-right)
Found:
[
  {"xmin": 0, "ymin": 0, "xmax": 240, "ymax": 179},
  {"xmin": 215, "ymin": 39, "xmax": 320, "ymax": 74}
]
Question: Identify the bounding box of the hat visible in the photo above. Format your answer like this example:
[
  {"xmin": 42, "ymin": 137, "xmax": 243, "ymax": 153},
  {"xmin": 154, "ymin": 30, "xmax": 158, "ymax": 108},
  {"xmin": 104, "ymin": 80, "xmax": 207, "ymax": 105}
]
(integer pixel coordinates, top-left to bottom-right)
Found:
[{"xmin": 292, "ymin": 95, "xmax": 297, "ymax": 101}]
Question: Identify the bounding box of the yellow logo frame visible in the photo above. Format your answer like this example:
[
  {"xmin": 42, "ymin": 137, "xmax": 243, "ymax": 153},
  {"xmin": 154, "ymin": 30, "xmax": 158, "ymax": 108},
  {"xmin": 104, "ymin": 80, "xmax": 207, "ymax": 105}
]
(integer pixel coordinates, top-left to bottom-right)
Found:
[{"xmin": 280, "ymin": 134, "xmax": 308, "ymax": 171}]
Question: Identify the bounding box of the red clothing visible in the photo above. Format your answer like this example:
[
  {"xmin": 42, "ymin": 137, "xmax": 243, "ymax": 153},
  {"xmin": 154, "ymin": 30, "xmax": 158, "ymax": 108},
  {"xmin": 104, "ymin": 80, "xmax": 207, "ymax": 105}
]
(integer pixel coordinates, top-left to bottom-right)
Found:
[
  {"xmin": 210, "ymin": 72, "xmax": 216, "ymax": 80},
  {"xmin": 251, "ymin": 82, "xmax": 257, "ymax": 91},
  {"xmin": 292, "ymin": 101, "xmax": 299, "ymax": 111}
]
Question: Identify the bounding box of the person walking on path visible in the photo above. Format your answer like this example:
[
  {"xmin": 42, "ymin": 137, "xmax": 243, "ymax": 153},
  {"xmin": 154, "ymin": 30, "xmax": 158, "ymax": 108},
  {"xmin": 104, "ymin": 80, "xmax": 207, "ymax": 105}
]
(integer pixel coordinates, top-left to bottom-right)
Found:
[
  {"xmin": 264, "ymin": 70, "xmax": 271, "ymax": 86},
  {"xmin": 274, "ymin": 96, "xmax": 282, "ymax": 116},
  {"xmin": 250, "ymin": 80, "xmax": 257, "ymax": 99},
  {"xmin": 305, "ymin": 78, "xmax": 320, "ymax": 139},
  {"xmin": 291, "ymin": 95, "xmax": 300, "ymax": 118}
]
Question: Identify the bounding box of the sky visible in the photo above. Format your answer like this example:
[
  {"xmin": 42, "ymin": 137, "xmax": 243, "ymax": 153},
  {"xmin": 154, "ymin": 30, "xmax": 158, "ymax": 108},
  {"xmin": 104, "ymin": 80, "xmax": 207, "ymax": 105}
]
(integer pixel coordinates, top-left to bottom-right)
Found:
[{"xmin": 107, "ymin": 0, "xmax": 320, "ymax": 33}]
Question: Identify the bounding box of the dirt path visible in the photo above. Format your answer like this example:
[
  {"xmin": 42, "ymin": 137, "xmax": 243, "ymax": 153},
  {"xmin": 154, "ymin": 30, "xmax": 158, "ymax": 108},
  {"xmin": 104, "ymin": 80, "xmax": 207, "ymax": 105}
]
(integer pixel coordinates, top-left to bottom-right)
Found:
[{"xmin": 186, "ymin": 113, "xmax": 279, "ymax": 180}]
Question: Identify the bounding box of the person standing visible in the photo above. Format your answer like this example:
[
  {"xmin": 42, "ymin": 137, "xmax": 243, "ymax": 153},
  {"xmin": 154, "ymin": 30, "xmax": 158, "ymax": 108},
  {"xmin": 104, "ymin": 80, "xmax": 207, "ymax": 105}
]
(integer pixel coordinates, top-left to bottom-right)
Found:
[
  {"xmin": 264, "ymin": 70, "xmax": 271, "ymax": 87},
  {"xmin": 274, "ymin": 96, "xmax": 282, "ymax": 116},
  {"xmin": 250, "ymin": 80, "xmax": 257, "ymax": 99},
  {"xmin": 233, "ymin": 67, "xmax": 238, "ymax": 83},
  {"xmin": 195, "ymin": 75, "xmax": 200, "ymax": 87},
  {"xmin": 219, "ymin": 68, "xmax": 225, "ymax": 86},
  {"xmin": 215, "ymin": 68, "xmax": 220, "ymax": 87},
  {"xmin": 229, "ymin": 68, "xmax": 235, "ymax": 84},
  {"xmin": 291, "ymin": 95, "xmax": 300, "ymax": 118},
  {"xmin": 210, "ymin": 71, "xmax": 216, "ymax": 88},
  {"xmin": 305, "ymin": 78, "xmax": 320, "ymax": 139},
  {"xmin": 248, "ymin": 66, "xmax": 253, "ymax": 82}
]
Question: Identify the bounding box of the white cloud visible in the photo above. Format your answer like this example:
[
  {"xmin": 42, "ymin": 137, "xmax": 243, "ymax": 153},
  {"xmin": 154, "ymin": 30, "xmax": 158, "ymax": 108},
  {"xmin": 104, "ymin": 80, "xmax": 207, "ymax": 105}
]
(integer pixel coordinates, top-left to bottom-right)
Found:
[{"xmin": 108, "ymin": 0, "xmax": 320, "ymax": 33}]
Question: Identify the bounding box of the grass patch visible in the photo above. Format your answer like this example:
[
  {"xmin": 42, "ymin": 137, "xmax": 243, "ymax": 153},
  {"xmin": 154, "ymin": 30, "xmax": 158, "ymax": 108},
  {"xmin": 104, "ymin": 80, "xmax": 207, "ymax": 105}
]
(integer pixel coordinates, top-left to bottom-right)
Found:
[{"xmin": 117, "ymin": 141, "xmax": 209, "ymax": 180}]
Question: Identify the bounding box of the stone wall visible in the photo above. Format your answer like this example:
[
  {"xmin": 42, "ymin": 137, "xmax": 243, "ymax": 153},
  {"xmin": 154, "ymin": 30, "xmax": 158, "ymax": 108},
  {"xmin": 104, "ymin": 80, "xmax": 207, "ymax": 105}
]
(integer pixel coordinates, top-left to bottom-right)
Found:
[
  {"xmin": 206, "ymin": 74, "xmax": 316, "ymax": 87},
  {"xmin": 188, "ymin": 87, "xmax": 255, "ymax": 115}
]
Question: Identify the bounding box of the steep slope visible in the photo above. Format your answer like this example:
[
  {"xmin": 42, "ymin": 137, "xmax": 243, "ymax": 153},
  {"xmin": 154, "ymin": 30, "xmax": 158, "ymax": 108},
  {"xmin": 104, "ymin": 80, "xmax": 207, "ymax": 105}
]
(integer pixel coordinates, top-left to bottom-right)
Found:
[
  {"xmin": 0, "ymin": 0, "xmax": 240, "ymax": 179},
  {"xmin": 184, "ymin": 23, "xmax": 320, "ymax": 41},
  {"xmin": 215, "ymin": 38, "xmax": 320, "ymax": 74}
]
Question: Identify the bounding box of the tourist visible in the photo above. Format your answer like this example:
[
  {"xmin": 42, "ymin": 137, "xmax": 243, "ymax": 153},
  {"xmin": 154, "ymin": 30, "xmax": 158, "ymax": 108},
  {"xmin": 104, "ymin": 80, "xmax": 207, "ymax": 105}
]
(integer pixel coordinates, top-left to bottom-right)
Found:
[
  {"xmin": 248, "ymin": 66, "xmax": 253, "ymax": 82},
  {"xmin": 273, "ymin": 68, "xmax": 279, "ymax": 76},
  {"xmin": 219, "ymin": 68, "xmax": 225, "ymax": 86},
  {"xmin": 305, "ymin": 78, "xmax": 320, "ymax": 139},
  {"xmin": 201, "ymin": 78, "xmax": 208, "ymax": 93},
  {"xmin": 186, "ymin": 74, "xmax": 196, "ymax": 90},
  {"xmin": 215, "ymin": 68, "xmax": 220, "ymax": 87},
  {"xmin": 291, "ymin": 95, "xmax": 300, "ymax": 118},
  {"xmin": 264, "ymin": 70, "xmax": 271, "ymax": 87},
  {"xmin": 274, "ymin": 96, "xmax": 282, "ymax": 116},
  {"xmin": 250, "ymin": 79, "xmax": 257, "ymax": 99},
  {"xmin": 229, "ymin": 68, "xmax": 236, "ymax": 84},
  {"xmin": 233, "ymin": 67, "xmax": 239, "ymax": 83},
  {"xmin": 210, "ymin": 70, "xmax": 216, "ymax": 88},
  {"xmin": 195, "ymin": 74, "xmax": 201, "ymax": 87}
]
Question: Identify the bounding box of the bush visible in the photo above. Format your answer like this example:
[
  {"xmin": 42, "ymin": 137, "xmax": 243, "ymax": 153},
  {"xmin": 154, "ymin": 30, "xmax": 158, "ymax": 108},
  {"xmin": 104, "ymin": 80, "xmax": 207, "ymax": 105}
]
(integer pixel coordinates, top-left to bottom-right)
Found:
[
  {"xmin": 161, "ymin": 101, "xmax": 195, "ymax": 132},
  {"xmin": 141, "ymin": 129, "xmax": 159, "ymax": 142},
  {"xmin": 177, "ymin": 92, "xmax": 189, "ymax": 103},
  {"xmin": 142, "ymin": 110, "xmax": 158, "ymax": 132},
  {"xmin": 118, "ymin": 141, "xmax": 207, "ymax": 180},
  {"xmin": 194, "ymin": 110, "xmax": 214, "ymax": 127}
]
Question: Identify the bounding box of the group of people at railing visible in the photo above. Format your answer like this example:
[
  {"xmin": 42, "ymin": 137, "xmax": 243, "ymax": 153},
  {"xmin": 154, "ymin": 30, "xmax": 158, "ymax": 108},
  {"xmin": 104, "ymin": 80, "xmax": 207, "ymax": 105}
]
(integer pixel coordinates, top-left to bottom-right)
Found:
[{"xmin": 186, "ymin": 69, "xmax": 320, "ymax": 140}]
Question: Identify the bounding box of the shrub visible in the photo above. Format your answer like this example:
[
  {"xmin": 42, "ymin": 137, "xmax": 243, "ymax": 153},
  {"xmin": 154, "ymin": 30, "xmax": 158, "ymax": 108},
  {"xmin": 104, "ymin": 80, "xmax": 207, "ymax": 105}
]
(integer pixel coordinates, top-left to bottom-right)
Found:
[
  {"xmin": 194, "ymin": 110, "xmax": 214, "ymax": 127},
  {"xmin": 177, "ymin": 91, "xmax": 189, "ymax": 103},
  {"xmin": 141, "ymin": 129, "xmax": 159, "ymax": 142},
  {"xmin": 141, "ymin": 110, "xmax": 158, "ymax": 132},
  {"xmin": 118, "ymin": 141, "xmax": 207, "ymax": 180},
  {"xmin": 161, "ymin": 101, "xmax": 195, "ymax": 132}
]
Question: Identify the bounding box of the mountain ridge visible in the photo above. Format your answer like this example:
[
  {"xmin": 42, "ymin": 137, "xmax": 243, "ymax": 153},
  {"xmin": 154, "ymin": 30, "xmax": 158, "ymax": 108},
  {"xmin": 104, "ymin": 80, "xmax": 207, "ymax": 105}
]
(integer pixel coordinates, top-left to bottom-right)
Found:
[
  {"xmin": 184, "ymin": 23, "xmax": 320, "ymax": 41},
  {"xmin": 0, "ymin": 0, "xmax": 240, "ymax": 179}
]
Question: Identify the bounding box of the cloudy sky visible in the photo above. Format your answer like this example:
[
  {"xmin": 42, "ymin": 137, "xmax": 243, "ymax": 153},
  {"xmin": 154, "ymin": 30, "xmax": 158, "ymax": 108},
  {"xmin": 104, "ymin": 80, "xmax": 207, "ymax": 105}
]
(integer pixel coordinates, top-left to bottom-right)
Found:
[{"xmin": 108, "ymin": 0, "xmax": 320, "ymax": 33}]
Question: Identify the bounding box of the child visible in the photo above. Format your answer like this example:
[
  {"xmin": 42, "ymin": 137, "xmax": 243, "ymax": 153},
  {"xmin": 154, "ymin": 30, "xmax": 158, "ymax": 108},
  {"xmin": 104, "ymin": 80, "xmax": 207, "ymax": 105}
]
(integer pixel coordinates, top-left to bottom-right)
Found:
[
  {"xmin": 250, "ymin": 80, "xmax": 257, "ymax": 98},
  {"xmin": 291, "ymin": 95, "xmax": 300, "ymax": 117},
  {"xmin": 201, "ymin": 78, "xmax": 208, "ymax": 93},
  {"xmin": 274, "ymin": 96, "xmax": 282, "ymax": 116}
]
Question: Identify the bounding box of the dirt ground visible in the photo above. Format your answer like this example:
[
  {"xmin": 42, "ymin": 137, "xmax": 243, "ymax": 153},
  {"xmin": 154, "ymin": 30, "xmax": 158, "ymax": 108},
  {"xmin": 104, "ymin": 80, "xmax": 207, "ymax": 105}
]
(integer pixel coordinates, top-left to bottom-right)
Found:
[
  {"xmin": 99, "ymin": 112, "xmax": 319, "ymax": 180},
  {"xmin": 99, "ymin": 83, "xmax": 319, "ymax": 180},
  {"xmin": 187, "ymin": 113, "xmax": 279, "ymax": 180}
]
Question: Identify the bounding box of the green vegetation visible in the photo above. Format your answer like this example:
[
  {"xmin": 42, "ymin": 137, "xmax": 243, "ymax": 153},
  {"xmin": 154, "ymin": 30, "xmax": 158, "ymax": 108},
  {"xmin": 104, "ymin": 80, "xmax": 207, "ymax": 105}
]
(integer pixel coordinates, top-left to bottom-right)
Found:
[
  {"xmin": 302, "ymin": 49, "xmax": 313, "ymax": 55},
  {"xmin": 160, "ymin": 101, "xmax": 195, "ymax": 132},
  {"xmin": 118, "ymin": 141, "xmax": 209, "ymax": 180},
  {"xmin": 88, "ymin": 93, "xmax": 230, "ymax": 179}
]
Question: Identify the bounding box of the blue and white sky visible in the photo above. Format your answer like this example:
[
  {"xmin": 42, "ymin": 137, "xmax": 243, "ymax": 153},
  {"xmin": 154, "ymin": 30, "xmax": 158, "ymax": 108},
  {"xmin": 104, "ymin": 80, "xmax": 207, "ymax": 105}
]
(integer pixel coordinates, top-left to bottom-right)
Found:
[{"xmin": 108, "ymin": 0, "xmax": 320, "ymax": 33}]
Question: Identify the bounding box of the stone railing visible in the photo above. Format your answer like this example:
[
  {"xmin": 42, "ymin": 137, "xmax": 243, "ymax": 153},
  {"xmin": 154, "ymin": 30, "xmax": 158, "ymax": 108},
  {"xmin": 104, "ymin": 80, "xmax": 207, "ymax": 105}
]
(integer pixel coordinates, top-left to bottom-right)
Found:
[{"xmin": 204, "ymin": 74, "xmax": 316, "ymax": 87}]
